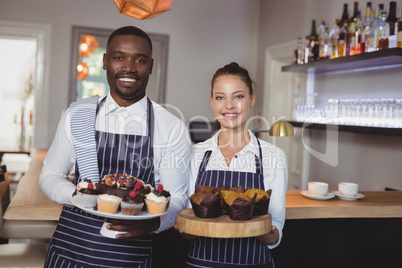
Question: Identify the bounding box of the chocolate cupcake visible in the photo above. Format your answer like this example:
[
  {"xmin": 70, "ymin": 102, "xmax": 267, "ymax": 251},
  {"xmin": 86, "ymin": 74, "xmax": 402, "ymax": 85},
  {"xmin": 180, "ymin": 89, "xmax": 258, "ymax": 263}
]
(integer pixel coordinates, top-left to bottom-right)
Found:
[
  {"xmin": 245, "ymin": 189, "xmax": 272, "ymax": 216},
  {"xmin": 221, "ymin": 190, "xmax": 256, "ymax": 220}
]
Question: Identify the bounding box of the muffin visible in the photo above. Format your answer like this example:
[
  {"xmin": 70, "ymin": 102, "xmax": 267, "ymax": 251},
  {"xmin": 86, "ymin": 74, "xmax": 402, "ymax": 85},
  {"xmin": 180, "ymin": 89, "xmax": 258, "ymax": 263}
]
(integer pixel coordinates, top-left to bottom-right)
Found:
[
  {"xmin": 145, "ymin": 185, "xmax": 169, "ymax": 214},
  {"xmin": 76, "ymin": 179, "xmax": 98, "ymax": 208},
  {"xmin": 245, "ymin": 188, "xmax": 272, "ymax": 216},
  {"xmin": 121, "ymin": 190, "xmax": 144, "ymax": 216},
  {"xmin": 97, "ymin": 193, "xmax": 122, "ymax": 214},
  {"xmin": 190, "ymin": 185, "xmax": 222, "ymax": 218},
  {"xmin": 221, "ymin": 190, "xmax": 256, "ymax": 220}
]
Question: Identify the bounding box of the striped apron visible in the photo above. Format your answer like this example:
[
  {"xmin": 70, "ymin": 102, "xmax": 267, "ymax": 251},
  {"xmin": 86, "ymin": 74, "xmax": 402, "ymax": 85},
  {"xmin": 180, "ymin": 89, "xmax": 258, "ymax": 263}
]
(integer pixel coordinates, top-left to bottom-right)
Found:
[
  {"xmin": 44, "ymin": 96, "xmax": 156, "ymax": 268},
  {"xmin": 186, "ymin": 140, "xmax": 275, "ymax": 268}
]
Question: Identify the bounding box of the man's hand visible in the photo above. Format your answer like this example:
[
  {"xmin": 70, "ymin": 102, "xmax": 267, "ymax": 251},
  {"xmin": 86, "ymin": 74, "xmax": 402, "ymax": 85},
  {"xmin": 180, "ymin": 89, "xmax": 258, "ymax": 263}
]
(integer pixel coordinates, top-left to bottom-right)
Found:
[{"xmin": 105, "ymin": 217, "xmax": 160, "ymax": 239}]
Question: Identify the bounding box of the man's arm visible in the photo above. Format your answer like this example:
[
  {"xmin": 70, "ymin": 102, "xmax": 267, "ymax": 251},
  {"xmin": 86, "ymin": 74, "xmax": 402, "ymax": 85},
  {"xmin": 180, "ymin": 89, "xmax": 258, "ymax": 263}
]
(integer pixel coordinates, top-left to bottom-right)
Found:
[{"xmin": 39, "ymin": 110, "xmax": 76, "ymax": 206}]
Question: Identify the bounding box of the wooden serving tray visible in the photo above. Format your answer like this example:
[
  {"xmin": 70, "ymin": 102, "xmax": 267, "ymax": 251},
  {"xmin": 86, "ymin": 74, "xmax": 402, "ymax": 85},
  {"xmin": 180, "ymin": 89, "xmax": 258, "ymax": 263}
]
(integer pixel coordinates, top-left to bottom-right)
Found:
[{"xmin": 176, "ymin": 209, "xmax": 271, "ymax": 238}]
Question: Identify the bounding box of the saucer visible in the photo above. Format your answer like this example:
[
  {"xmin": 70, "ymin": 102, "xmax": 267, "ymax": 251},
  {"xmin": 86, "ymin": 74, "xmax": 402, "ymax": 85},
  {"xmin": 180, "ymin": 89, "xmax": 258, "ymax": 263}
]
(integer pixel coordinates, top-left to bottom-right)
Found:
[
  {"xmin": 300, "ymin": 191, "xmax": 335, "ymax": 200},
  {"xmin": 333, "ymin": 191, "xmax": 365, "ymax": 201}
]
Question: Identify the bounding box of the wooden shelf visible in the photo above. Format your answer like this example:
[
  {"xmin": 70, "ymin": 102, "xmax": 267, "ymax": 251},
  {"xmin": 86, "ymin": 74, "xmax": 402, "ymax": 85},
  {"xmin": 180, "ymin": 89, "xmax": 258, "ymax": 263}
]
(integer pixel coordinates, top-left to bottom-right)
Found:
[
  {"xmin": 282, "ymin": 48, "xmax": 402, "ymax": 74},
  {"xmin": 289, "ymin": 121, "xmax": 402, "ymax": 136}
]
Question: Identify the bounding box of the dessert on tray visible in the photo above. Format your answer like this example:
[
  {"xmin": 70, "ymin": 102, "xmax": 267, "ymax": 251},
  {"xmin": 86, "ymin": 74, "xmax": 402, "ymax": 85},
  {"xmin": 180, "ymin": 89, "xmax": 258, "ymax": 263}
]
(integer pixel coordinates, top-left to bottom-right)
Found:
[
  {"xmin": 189, "ymin": 185, "xmax": 272, "ymax": 220},
  {"xmin": 74, "ymin": 173, "xmax": 169, "ymax": 216}
]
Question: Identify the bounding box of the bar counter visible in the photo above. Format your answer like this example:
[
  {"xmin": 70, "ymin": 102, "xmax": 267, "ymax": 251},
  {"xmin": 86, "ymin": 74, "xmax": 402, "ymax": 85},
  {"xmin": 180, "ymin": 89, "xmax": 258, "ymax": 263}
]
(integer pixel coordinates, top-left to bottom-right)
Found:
[{"xmin": 3, "ymin": 150, "xmax": 402, "ymax": 243}]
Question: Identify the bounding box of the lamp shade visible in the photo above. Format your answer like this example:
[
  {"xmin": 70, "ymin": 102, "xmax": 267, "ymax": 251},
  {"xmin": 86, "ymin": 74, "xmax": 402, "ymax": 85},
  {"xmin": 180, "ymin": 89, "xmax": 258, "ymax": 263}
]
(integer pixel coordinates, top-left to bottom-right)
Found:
[
  {"xmin": 79, "ymin": 35, "xmax": 98, "ymax": 58},
  {"xmin": 77, "ymin": 62, "xmax": 89, "ymax": 80},
  {"xmin": 113, "ymin": 0, "xmax": 173, "ymax": 20},
  {"xmin": 268, "ymin": 120, "xmax": 295, "ymax": 137}
]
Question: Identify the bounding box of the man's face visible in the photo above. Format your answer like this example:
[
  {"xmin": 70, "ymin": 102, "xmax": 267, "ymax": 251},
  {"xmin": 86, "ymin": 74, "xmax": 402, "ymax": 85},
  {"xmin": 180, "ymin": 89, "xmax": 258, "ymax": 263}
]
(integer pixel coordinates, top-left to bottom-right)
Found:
[{"xmin": 103, "ymin": 35, "xmax": 153, "ymax": 107}]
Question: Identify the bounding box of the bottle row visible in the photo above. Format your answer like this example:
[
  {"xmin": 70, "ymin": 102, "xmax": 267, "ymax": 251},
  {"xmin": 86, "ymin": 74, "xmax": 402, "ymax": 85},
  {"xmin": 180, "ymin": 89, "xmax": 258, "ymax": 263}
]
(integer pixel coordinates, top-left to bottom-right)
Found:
[
  {"xmin": 294, "ymin": 1, "xmax": 402, "ymax": 64},
  {"xmin": 293, "ymin": 94, "xmax": 402, "ymax": 128}
]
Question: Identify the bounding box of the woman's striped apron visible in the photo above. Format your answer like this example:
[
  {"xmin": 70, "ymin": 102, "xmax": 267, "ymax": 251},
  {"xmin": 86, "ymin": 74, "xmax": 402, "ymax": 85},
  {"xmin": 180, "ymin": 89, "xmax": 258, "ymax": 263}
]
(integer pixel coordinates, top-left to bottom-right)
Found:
[
  {"xmin": 44, "ymin": 96, "xmax": 156, "ymax": 268},
  {"xmin": 186, "ymin": 139, "xmax": 275, "ymax": 268}
]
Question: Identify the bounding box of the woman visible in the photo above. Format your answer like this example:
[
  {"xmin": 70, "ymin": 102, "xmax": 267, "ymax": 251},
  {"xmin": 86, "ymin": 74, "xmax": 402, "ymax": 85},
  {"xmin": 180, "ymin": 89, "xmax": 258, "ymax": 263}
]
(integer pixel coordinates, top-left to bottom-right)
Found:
[{"xmin": 185, "ymin": 62, "xmax": 288, "ymax": 267}]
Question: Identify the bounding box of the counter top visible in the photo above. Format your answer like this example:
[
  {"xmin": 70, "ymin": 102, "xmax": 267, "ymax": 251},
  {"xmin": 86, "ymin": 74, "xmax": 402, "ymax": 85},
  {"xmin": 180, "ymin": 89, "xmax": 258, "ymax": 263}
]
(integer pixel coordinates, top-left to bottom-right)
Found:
[
  {"xmin": 286, "ymin": 190, "xmax": 402, "ymax": 219},
  {"xmin": 4, "ymin": 152, "xmax": 402, "ymax": 222},
  {"xmin": 3, "ymin": 149, "xmax": 62, "ymax": 221}
]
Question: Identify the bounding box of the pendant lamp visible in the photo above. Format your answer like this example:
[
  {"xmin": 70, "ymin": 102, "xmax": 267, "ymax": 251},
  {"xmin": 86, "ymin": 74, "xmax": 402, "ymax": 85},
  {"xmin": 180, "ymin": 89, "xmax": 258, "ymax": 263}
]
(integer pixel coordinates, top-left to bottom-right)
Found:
[
  {"xmin": 77, "ymin": 62, "xmax": 89, "ymax": 81},
  {"xmin": 113, "ymin": 0, "xmax": 173, "ymax": 20},
  {"xmin": 79, "ymin": 35, "xmax": 99, "ymax": 58}
]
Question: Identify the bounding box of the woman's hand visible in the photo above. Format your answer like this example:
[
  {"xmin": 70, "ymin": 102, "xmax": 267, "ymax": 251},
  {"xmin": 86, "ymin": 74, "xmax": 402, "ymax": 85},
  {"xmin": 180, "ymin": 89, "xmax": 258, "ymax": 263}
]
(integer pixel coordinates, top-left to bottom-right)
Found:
[
  {"xmin": 105, "ymin": 217, "xmax": 160, "ymax": 239},
  {"xmin": 174, "ymin": 223, "xmax": 197, "ymax": 241},
  {"xmin": 256, "ymin": 225, "xmax": 279, "ymax": 245}
]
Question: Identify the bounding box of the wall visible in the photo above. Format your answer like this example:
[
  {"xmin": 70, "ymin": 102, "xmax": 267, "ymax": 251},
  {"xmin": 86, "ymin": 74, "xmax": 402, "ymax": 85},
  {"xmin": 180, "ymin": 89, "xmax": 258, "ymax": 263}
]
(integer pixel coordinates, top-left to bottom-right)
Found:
[
  {"xmin": 0, "ymin": 0, "xmax": 260, "ymax": 148},
  {"xmin": 257, "ymin": 0, "xmax": 402, "ymax": 191}
]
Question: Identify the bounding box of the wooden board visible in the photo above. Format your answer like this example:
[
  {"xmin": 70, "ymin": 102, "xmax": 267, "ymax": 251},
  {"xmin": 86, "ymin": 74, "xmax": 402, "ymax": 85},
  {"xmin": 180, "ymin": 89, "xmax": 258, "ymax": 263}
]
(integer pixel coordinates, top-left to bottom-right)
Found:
[{"xmin": 176, "ymin": 208, "xmax": 271, "ymax": 238}]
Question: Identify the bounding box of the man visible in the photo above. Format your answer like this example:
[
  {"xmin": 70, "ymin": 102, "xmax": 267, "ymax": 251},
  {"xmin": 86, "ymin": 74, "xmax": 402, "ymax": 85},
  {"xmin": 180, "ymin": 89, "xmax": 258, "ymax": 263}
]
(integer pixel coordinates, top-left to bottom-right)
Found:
[{"xmin": 40, "ymin": 26, "xmax": 191, "ymax": 267}]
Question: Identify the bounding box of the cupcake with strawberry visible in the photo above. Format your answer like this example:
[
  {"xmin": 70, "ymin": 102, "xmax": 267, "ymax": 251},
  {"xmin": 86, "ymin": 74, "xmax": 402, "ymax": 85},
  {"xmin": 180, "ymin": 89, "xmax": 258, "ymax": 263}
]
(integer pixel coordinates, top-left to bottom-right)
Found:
[
  {"xmin": 76, "ymin": 179, "xmax": 99, "ymax": 208},
  {"xmin": 121, "ymin": 190, "xmax": 145, "ymax": 215},
  {"xmin": 145, "ymin": 184, "xmax": 170, "ymax": 214}
]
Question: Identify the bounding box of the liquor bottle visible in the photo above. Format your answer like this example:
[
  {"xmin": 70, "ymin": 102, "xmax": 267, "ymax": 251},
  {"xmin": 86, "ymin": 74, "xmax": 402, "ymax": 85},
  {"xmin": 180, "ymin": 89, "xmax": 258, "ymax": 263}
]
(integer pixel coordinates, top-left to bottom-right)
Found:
[
  {"xmin": 329, "ymin": 19, "xmax": 340, "ymax": 58},
  {"xmin": 350, "ymin": 1, "xmax": 359, "ymax": 26},
  {"xmin": 317, "ymin": 18, "xmax": 326, "ymax": 42},
  {"xmin": 338, "ymin": 21, "xmax": 349, "ymax": 57},
  {"xmin": 309, "ymin": 20, "xmax": 319, "ymax": 62},
  {"xmin": 368, "ymin": 9, "xmax": 381, "ymax": 52},
  {"xmin": 350, "ymin": 12, "xmax": 363, "ymax": 55},
  {"xmin": 362, "ymin": 2, "xmax": 373, "ymax": 52},
  {"xmin": 295, "ymin": 37, "xmax": 306, "ymax": 64},
  {"xmin": 340, "ymin": 3, "xmax": 350, "ymax": 27},
  {"xmin": 377, "ymin": 12, "xmax": 390, "ymax": 50},
  {"xmin": 387, "ymin": 1, "xmax": 398, "ymax": 35},
  {"xmin": 304, "ymin": 36, "xmax": 310, "ymax": 63},
  {"xmin": 319, "ymin": 27, "xmax": 331, "ymax": 60},
  {"xmin": 398, "ymin": 21, "xmax": 402, "ymax": 48}
]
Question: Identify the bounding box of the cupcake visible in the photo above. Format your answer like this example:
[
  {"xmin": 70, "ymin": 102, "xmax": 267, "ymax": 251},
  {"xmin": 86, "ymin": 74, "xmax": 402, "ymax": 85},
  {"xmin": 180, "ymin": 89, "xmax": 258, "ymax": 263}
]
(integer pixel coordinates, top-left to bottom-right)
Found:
[
  {"xmin": 121, "ymin": 190, "xmax": 144, "ymax": 216},
  {"xmin": 190, "ymin": 185, "xmax": 221, "ymax": 218},
  {"xmin": 145, "ymin": 185, "xmax": 169, "ymax": 214},
  {"xmin": 76, "ymin": 179, "xmax": 98, "ymax": 208},
  {"xmin": 97, "ymin": 193, "xmax": 122, "ymax": 214}
]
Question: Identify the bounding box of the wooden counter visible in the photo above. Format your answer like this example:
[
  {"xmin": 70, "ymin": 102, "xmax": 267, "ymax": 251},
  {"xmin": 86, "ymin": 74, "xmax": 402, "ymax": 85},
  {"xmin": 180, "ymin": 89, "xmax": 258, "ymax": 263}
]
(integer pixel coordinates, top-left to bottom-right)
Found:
[
  {"xmin": 3, "ymin": 149, "xmax": 62, "ymax": 221},
  {"xmin": 286, "ymin": 190, "xmax": 402, "ymax": 219}
]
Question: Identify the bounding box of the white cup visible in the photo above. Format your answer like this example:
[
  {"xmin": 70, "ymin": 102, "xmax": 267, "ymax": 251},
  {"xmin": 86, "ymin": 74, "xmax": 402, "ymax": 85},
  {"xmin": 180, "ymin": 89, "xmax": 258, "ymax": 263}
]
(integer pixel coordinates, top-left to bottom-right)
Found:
[
  {"xmin": 338, "ymin": 182, "xmax": 358, "ymax": 197},
  {"xmin": 308, "ymin": 182, "xmax": 329, "ymax": 196}
]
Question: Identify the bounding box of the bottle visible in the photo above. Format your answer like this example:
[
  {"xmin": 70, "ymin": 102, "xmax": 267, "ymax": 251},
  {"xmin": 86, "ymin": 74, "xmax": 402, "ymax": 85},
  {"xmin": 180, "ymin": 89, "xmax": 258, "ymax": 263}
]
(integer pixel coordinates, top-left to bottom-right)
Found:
[
  {"xmin": 338, "ymin": 21, "xmax": 349, "ymax": 57},
  {"xmin": 377, "ymin": 12, "xmax": 390, "ymax": 50},
  {"xmin": 309, "ymin": 20, "xmax": 319, "ymax": 61},
  {"xmin": 387, "ymin": 1, "xmax": 398, "ymax": 36},
  {"xmin": 329, "ymin": 19, "xmax": 340, "ymax": 58},
  {"xmin": 362, "ymin": 2, "xmax": 373, "ymax": 52},
  {"xmin": 295, "ymin": 37, "xmax": 306, "ymax": 64},
  {"xmin": 319, "ymin": 27, "xmax": 331, "ymax": 60},
  {"xmin": 350, "ymin": 12, "xmax": 363, "ymax": 55},
  {"xmin": 398, "ymin": 21, "xmax": 402, "ymax": 48},
  {"xmin": 304, "ymin": 36, "xmax": 310, "ymax": 63},
  {"xmin": 317, "ymin": 18, "xmax": 326, "ymax": 42},
  {"xmin": 368, "ymin": 9, "xmax": 381, "ymax": 52},
  {"xmin": 350, "ymin": 1, "xmax": 360, "ymax": 26},
  {"xmin": 340, "ymin": 3, "xmax": 350, "ymax": 27}
]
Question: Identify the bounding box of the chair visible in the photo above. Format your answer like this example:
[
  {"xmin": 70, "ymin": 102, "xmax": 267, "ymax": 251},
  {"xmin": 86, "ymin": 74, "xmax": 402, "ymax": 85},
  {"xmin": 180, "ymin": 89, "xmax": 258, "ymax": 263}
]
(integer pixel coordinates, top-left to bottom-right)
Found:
[{"xmin": 0, "ymin": 165, "xmax": 48, "ymax": 268}]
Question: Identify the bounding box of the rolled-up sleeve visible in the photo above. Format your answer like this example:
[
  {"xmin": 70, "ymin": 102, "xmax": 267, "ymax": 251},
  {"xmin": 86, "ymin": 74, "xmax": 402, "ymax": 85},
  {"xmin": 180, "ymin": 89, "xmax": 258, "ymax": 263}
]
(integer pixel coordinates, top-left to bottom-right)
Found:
[
  {"xmin": 39, "ymin": 110, "xmax": 76, "ymax": 206},
  {"xmin": 154, "ymin": 120, "xmax": 192, "ymax": 232}
]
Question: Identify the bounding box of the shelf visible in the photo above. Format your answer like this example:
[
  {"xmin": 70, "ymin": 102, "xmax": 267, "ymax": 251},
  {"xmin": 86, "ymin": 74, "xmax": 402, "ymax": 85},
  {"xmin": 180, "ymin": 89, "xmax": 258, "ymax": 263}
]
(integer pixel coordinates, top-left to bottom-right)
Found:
[
  {"xmin": 289, "ymin": 121, "xmax": 402, "ymax": 136},
  {"xmin": 282, "ymin": 48, "xmax": 402, "ymax": 74}
]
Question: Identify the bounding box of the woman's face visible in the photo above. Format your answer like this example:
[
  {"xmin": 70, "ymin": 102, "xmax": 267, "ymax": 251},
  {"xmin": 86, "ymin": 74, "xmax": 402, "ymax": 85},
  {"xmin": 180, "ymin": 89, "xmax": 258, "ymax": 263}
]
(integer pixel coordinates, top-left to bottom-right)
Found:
[{"xmin": 210, "ymin": 75, "xmax": 255, "ymax": 131}]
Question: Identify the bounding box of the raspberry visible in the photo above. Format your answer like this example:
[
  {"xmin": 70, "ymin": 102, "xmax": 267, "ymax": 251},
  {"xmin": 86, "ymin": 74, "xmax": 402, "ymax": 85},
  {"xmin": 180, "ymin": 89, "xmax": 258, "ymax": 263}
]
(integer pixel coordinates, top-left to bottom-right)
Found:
[
  {"xmin": 129, "ymin": 190, "xmax": 136, "ymax": 198},
  {"xmin": 157, "ymin": 184, "xmax": 163, "ymax": 192},
  {"xmin": 134, "ymin": 181, "xmax": 143, "ymax": 190},
  {"xmin": 88, "ymin": 183, "xmax": 94, "ymax": 189},
  {"xmin": 118, "ymin": 179, "xmax": 126, "ymax": 184}
]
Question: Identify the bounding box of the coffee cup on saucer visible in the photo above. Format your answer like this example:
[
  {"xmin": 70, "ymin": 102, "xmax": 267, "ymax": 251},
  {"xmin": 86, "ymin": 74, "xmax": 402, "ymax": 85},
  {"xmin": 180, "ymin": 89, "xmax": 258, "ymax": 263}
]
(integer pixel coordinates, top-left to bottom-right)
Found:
[
  {"xmin": 308, "ymin": 182, "xmax": 329, "ymax": 196},
  {"xmin": 338, "ymin": 182, "xmax": 358, "ymax": 196}
]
